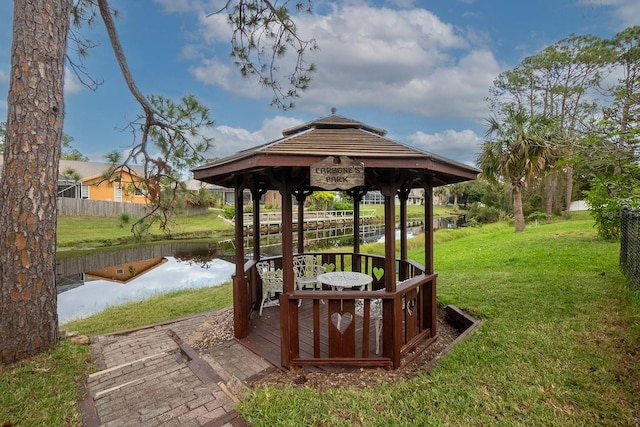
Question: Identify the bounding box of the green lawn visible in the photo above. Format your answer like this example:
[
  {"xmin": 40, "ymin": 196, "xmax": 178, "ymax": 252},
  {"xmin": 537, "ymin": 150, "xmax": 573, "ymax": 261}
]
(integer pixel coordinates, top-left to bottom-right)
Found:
[
  {"xmin": 56, "ymin": 209, "xmax": 235, "ymax": 252},
  {"xmin": 3, "ymin": 213, "xmax": 638, "ymax": 426}
]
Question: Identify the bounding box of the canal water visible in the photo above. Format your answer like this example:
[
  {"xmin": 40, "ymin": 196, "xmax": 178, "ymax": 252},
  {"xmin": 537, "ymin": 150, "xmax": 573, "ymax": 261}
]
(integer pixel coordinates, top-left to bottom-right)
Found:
[{"xmin": 56, "ymin": 243, "xmax": 234, "ymax": 324}]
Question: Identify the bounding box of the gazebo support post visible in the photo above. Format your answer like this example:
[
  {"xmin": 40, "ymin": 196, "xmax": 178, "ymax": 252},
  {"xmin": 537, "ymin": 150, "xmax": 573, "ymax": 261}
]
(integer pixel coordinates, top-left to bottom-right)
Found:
[
  {"xmin": 379, "ymin": 176, "xmax": 402, "ymax": 368},
  {"xmin": 272, "ymin": 171, "xmax": 298, "ymax": 369},
  {"xmin": 232, "ymin": 178, "xmax": 249, "ymax": 339},
  {"xmin": 347, "ymin": 188, "xmax": 366, "ymax": 272},
  {"xmin": 424, "ymin": 175, "xmax": 434, "ymax": 274},
  {"xmin": 250, "ymin": 182, "xmax": 267, "ymax": 307},
  {"xmin": 251, "ymin": 180, "xmax": 266, "ymax": 263},
  {"xmin": 423, "ymin": 175, "xmax": 437, "ymax": 337},
  {"xmin": 398, "ymin": 188, "xmax": 410, "ymax": 281}
]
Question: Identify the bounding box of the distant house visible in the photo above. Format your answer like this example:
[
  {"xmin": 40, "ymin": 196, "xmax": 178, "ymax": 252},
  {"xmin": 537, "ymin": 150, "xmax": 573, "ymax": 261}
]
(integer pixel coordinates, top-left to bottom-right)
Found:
[
  {"xmin": 56, "ymin": 159, "xmax": 147, "ymax": 204},
  {"xmin": 362, "ymin": 189, "xmax": 424, "ymax": 205},
  {"xmin": 184, "ymin": 179, "xmax": 278, "ymax": 206}
]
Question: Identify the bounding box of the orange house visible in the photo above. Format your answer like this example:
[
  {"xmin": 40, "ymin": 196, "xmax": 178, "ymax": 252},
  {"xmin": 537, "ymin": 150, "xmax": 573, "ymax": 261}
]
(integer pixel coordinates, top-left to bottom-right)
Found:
[{"xmin": 58, "ymin": 160, "xmax": 148, "ymax": 204}]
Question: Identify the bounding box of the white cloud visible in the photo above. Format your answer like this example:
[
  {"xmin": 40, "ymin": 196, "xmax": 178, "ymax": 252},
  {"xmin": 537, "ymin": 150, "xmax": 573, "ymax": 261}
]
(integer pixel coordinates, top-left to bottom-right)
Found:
[
  {"xmin": 0, "ymin": 69, "xmax": 8, "ymax": 83},
  {"xmin": 187, "ymin": 3, "xmax": 499, "ymax": 122},
  {"xmin": 593, "ymin": 0, "xmax": 640, "ymax": 30},
  {"xmin": 189, "ymin": 57, "xmax": 269, "ymax": 99},
  {"xmin": 295, "ymin": 5, "xmax": 499, "ymax": 120},
  {"xmin": 63, "ymin": 68, "xmax": 83, "ymax": 95},
  {"xmin": 406, "ymin": 128, "xmax": 482, "ymax": 165}
]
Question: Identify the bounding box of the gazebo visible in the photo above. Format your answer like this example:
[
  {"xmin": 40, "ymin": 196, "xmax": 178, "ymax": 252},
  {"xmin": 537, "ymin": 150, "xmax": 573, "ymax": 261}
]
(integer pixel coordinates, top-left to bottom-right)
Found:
[{"xmin": 193, "ymin": 114, "xmax": 478, "ymax": 370}]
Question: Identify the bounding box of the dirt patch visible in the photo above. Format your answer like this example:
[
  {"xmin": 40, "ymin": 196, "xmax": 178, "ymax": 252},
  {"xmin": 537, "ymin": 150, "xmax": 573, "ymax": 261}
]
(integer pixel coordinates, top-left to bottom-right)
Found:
[{"xmin": 191, "ymin": 306, "xmax": 465, "ymax": 390}]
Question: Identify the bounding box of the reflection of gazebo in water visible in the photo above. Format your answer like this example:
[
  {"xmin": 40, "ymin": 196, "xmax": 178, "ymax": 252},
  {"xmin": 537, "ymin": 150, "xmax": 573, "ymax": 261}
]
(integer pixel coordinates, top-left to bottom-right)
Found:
[{"xmin": 193, "ymin": 113, "xmax": 478, "ymax": 370}]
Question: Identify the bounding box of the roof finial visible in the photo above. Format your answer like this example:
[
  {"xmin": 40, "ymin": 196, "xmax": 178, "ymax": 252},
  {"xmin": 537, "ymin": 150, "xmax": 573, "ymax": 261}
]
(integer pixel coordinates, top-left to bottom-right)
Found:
[{"xmin": 331, "ymin": 107, "xmax": 336, "ymax": 115}]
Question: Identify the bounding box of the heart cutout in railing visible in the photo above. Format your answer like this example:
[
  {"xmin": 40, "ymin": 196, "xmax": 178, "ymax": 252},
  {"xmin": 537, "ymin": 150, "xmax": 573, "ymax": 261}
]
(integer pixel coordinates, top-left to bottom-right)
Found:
[
  {"xmin": 406, "ymin": 298, "xmax": 416, "ymax": 316},
  {"xmin": 330, "ymin": 311, "xmax": 353, "ymax": 334},
  {"xmin": 323, "ymin": 263, "xmax": 336, "ymax": 272},
  {"xmin": 372, "ymin": 267, "xmax": 384, "ymax": 281}
]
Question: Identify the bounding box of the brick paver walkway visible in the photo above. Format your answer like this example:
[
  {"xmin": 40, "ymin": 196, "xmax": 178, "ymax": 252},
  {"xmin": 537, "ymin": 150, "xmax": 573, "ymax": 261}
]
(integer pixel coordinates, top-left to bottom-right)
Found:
[{"xmin": 81, "ymin": 311, "xmax": 274, "ymax": 426}]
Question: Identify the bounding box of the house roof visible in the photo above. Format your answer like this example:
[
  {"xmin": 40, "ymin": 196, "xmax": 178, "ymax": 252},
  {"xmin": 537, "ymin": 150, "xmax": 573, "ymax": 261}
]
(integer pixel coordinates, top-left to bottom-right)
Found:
[
  {"xmin": 58, "ymin": 159, "xmax": 145, "ymax": 182},
  {"xmin": 193, "ymin": 114, "xmax": 479, "ymax": 189}
]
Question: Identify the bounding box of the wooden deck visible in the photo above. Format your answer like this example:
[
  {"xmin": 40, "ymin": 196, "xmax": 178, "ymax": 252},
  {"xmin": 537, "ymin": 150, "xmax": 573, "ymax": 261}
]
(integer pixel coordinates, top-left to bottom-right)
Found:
[{"xmin": 239, "ymin": 299, "xmax": 381, "ymax": 371}]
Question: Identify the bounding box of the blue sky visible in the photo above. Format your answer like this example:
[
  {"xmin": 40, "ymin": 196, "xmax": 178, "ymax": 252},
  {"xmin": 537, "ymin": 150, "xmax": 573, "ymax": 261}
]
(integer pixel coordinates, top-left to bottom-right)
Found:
[{"xmin": 1, "ymin": 0, "xmax": 639, "ymax": 168}]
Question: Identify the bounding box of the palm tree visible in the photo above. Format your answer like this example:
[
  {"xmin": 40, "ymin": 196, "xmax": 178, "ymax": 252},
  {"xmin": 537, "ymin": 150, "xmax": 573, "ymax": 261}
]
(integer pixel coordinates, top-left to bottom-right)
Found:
[{"xmin": 478, "ymin": 108, "xmax": 556, "ymax": 232}]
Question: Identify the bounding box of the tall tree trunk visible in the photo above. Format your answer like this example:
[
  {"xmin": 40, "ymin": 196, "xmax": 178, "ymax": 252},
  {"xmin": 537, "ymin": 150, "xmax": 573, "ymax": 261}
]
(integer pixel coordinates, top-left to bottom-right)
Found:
[
  {"xmin": 545, "ymin": 174, "xmax": 557, "ymax": 220},
  {"xmin": 565, "ymin": 165, "xmax": 574, "ymax": 215},
  {"xmin": 512, "ymin": 183, "xmax": 526, "ymax": 232},
  {"xmin": 0, "ymin": 0, "xmax": 71, "ymax": 364}
]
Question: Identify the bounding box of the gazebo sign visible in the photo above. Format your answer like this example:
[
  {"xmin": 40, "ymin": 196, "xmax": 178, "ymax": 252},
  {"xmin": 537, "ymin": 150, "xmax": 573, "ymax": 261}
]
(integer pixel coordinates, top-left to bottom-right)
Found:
[{"xmin": 310, "ymin": 156, "xmax": 365, "ymax": 190}]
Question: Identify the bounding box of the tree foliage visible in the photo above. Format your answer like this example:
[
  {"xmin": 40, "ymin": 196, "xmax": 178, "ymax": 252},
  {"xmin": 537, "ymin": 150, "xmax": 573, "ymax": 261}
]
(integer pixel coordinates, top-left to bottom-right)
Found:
[
  {"xmin": 308, "ymin": 191, "xmax": 335, "ymax": 211},
  {"xmin": 60, "ymin": 134, "xmax": 88, "ymax": 161},
  {"xmin": 478, "ymin": 107, "xmax": 557, "ymax": 231},
  {"xmin": 489, "ymin": 26, "xmax": 640, "ymax": 238},
  {"xmin": 224, "ymin": 0, "xmax": 317, "ymax": 109},
  {"xmin": 93, "ymin": 0, "xmax": 316, "ymax": 235}
]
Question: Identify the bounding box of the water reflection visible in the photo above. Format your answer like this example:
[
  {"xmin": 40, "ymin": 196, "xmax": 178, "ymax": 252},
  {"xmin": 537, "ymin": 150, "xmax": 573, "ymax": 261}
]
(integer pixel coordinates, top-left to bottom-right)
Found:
[{"xmin": 56, "ymin": 243, "xmax": 235, "ymax": 324}]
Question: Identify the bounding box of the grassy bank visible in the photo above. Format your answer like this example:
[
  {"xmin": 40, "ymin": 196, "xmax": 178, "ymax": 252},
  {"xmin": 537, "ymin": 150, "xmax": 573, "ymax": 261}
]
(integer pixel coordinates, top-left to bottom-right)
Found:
[
  {"xmin": 56, "ymin": 209, "xmax": 235, "ymax": 253},
  {"xmin": 4, "ymin": 213, "xmax": 638, "ymax": 425}
]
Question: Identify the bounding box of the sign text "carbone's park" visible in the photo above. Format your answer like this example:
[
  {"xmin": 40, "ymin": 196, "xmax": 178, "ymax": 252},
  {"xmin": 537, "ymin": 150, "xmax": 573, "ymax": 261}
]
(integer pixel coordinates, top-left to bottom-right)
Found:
[{"xmin": 310, "ymin": 156, "xmax": 365, "ymax": 190}]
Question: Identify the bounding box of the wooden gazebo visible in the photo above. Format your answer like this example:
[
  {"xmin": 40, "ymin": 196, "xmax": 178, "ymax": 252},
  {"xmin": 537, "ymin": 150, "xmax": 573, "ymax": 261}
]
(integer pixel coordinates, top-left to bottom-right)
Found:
[{"xmin": 193, "ymin": 114, "xmax": 478, "ymax": 369}]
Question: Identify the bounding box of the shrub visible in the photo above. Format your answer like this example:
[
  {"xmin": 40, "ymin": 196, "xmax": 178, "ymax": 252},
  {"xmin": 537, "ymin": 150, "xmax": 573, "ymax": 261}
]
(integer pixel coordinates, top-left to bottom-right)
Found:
[
  {"xmin": 118, "ymin": 213, "xmax": 131, "ymax": 228},
  {"xmin": 334, "ymin": 199, "xmax": 354, "ymax": 211},
  {"xmin": 527, "ymin": 211, "xmax": 547, "ymax": 223},
  {"xmin": 467, "ymin": 203, "xmax": 500, "ymax": 224},
  {"xmin": 222, "ymin": 204, "xmax": 235, "ymax": 220}
]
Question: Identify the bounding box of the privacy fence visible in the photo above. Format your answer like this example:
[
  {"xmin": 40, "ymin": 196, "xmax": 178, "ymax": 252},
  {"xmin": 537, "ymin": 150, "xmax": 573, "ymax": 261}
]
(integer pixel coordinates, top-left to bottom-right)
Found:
[
  {"xmin": 56, "ymin": 198, "xmax": 208, "ymax": 217},
  {"xmin": 620, "ymin": 207, "xmax": 640, "ymax": 290}
]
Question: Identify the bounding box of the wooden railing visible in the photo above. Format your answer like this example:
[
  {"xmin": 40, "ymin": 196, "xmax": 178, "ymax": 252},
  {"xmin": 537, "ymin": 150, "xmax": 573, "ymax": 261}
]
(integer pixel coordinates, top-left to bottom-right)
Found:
[{"xmin": 245, "ymin": 253, "xmax": 437, "ymax": 369}]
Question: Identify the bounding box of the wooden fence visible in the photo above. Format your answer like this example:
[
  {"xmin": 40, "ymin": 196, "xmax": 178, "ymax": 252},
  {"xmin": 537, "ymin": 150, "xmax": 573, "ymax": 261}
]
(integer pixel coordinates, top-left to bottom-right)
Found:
[{"xmin": 56, "ymin": 198, "xmax": 208, "ymax": 217}]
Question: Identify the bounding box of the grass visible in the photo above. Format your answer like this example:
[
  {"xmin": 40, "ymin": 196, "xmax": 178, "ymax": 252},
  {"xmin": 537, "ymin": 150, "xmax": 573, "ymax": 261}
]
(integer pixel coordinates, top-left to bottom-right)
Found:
[
  {"xmin": 237, "ymin": 214, "xmax": 640, "ymax": 426},
  {"xmin": 5, "ymin": 211, "xmax": 639, "ymax": 425},
  {"xmin": 63, "ymin": 282, "xmax": 233, "ymax": 336},
  {"xmin": 56, "ymin": 209, "xmax": 234, "ymax": 252},
  {"xmin": 0, "ymin": 341, "xmax": 92, "ymax": 426}
]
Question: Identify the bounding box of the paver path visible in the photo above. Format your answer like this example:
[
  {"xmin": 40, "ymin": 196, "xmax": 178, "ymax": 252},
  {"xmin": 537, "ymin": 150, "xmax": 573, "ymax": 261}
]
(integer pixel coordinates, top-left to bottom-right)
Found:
[{"xmin": 81, "ymin": 311, "xmax": 274, "ymax": 426}]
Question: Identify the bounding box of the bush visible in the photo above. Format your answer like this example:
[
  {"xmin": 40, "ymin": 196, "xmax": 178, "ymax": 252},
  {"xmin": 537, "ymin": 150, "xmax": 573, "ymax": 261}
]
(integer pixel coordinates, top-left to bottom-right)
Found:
[
  {"xmin": 527, "ymin": 211, "xmax": 547, "ymax": 223},
  {"xmin": 222, "ymin": 204, "xmax": 235, "ymax": 220},
  {"xmin": 467, "ymin": 203, "xmax": 500, "ymax": 224},
  {"xmin": 584, "ymin": 174, "xmax": 640, "ymax": 240},
  {"xmin": 118, "ymin": 213, "xmax": 131, "ymax": 228},
  {"xmin": 334, "ymin": 200, "xmax": 354, "ymax": 210}
]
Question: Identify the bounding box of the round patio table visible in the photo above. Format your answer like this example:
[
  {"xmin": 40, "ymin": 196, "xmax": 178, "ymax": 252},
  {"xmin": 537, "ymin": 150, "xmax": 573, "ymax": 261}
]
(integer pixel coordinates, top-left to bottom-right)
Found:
[{"xmin": 317, "ymin": 271, "xmax": 372, "ymax": 291}]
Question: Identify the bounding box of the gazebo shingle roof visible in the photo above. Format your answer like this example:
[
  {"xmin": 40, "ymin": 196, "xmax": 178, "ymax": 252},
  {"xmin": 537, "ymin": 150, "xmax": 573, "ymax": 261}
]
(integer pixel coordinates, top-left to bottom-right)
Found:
[{"xmin": 193, "ymin": 114, "xmax": 478, "ymax": 188}]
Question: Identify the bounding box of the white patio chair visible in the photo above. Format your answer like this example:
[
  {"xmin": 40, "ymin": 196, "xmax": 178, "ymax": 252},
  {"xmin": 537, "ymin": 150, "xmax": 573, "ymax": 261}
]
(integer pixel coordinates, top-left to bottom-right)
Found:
[
  {"xmin": 256, "ymin": 260, "xmax": 283, "ymax": 316},
  {"xmin": 293, "ymin": 255, "xmax": 326, "ymax": 306},
  {"xmin": 355, "ymin": 296, "xmax": 383, "ymax": 354}
]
